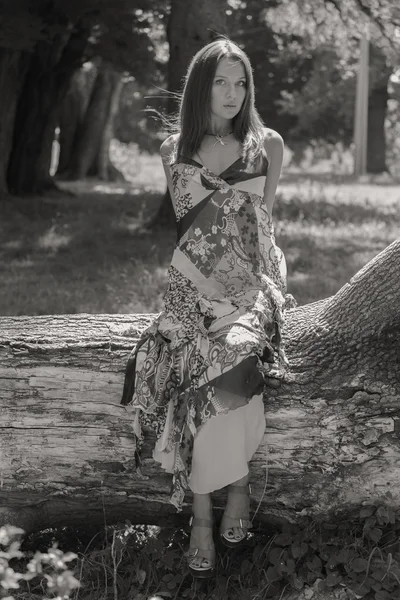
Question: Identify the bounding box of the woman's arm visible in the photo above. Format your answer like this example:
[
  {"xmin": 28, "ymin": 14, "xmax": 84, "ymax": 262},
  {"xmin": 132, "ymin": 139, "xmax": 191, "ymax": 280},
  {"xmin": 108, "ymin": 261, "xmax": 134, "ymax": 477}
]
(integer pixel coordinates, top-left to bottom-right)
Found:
[
  {"xmin": 160, "ymin": 134, "xmax": 179, "ymax": 206},
  {"xmin": 262, "ymin": 128, "xmax": 284, "ymax": 216}
]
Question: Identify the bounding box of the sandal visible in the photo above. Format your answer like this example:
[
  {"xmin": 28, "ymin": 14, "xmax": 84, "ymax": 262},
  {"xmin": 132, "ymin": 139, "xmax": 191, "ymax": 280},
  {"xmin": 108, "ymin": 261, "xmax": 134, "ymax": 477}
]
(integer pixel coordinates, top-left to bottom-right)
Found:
[
  {"xmin": 219, "ymin": 484, "xmax": 252, "ymax": 548},
  {"xmin": 186, "ymin": 517, "xmax": 215, "ymax": 578}
]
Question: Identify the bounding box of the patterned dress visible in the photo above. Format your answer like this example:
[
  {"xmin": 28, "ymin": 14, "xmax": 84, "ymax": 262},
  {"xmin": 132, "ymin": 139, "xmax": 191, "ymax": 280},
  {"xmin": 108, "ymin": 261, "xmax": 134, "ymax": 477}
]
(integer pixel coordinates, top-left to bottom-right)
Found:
[{"xmin": 121, "ymin": 152, "xmax": 293, "ymax": 510}]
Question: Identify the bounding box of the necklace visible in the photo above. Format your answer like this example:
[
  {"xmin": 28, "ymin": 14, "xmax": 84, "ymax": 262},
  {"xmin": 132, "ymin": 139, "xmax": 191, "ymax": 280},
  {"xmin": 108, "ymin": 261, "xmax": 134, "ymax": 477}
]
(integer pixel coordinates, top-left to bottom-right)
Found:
[{"xmin": 205, "ymin": 131, "xmax": 233, "ymax": 146}]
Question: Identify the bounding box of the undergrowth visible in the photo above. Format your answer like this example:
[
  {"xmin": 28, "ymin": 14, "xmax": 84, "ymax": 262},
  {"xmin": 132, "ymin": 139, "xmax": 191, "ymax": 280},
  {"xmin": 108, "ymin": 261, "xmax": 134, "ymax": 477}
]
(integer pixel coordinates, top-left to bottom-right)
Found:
[{"xmin": 3, "ymin": 497, "xmax": 400, "ymax": 600}]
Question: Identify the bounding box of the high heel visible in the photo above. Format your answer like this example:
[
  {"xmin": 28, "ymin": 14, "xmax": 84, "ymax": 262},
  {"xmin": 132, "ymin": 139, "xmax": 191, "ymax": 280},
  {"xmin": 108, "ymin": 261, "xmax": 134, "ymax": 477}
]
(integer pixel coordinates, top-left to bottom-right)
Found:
[{"xmin": 219, "ymin": 484, "xmax": 252, "ymax": 548}]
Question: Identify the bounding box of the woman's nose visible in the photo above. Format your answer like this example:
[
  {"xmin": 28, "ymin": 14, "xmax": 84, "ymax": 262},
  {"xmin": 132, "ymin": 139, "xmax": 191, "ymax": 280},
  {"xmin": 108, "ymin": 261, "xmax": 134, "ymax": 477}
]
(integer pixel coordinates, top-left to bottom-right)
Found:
[{"xmin": 226, "ymin": 85, "xmax": 236, "ymax": 99}]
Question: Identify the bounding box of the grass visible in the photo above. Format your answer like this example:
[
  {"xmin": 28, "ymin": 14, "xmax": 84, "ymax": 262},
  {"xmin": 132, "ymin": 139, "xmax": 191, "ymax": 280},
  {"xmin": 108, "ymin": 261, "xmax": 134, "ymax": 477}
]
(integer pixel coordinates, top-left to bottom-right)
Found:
[
  {"xmin": 10, "ymin": 508, "xmax": 400, "ymax": 600},
  {"xmin": 0, "ymin": 148, "xmax": 399, "ymax": 315}
]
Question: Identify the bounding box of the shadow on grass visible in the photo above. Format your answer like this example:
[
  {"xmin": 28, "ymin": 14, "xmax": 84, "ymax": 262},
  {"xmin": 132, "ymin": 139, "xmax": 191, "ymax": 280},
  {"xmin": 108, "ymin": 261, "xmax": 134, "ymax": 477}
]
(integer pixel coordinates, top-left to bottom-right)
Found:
[
  {"xmin": 0, "ymin": 179, "xmax": 399, "ymax": 315},
  {"xmin": 280, "ymin": 170, "xmax": 400, "ymax": 186},
  {"xmin": 274, "ymin": 194, "xmax": 400, "ymax": 225},
  {"xmin": 0, "ymin": 187, "xmax": 175, "ymax": 316}
]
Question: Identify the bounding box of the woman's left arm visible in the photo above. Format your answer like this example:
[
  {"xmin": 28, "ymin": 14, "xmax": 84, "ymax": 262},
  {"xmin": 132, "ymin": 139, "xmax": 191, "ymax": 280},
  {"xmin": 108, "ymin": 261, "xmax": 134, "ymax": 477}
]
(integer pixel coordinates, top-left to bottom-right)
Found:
[{"xmin": 262, "ymin": 128, "xmax": 284, "ymax": 216}]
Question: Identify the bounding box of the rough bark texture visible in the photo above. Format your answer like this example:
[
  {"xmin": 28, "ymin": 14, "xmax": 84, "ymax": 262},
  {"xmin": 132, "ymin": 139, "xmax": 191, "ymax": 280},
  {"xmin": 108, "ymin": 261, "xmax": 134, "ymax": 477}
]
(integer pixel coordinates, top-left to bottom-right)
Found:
[
  {"xmin": 148, "ymin": 0, "xmax": 228, "ymax": 229},
  {"xmin": 0, "ymin": 240, "xmax": 399, "ymax": 534}
]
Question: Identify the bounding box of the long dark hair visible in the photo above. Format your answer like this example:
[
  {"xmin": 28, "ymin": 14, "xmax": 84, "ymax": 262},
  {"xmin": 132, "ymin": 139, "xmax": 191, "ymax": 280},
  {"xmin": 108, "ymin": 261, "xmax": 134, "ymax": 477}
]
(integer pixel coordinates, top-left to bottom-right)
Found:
[{"xmin": 169, "ymin": 39, "xmax": 265, "ymax": 168}]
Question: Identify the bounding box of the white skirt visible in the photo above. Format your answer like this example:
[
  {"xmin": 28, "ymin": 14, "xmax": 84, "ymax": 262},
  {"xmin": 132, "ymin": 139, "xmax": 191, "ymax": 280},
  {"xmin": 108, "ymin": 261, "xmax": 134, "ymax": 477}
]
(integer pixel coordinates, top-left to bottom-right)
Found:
[{"xmin": 153, "ymin": 393, "xmax": 266, "ymax": 494}]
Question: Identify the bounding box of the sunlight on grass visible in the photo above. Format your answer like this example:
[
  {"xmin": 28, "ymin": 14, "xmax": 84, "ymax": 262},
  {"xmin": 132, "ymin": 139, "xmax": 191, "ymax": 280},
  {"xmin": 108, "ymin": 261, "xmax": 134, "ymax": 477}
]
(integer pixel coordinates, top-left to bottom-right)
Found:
[
  {"xmin": 0, "ymin": 148, "xmax": 399, "ymax": 316},
  {"xmin": 37, "ymin": 225, "xmax": 72, "ymax": 252}
]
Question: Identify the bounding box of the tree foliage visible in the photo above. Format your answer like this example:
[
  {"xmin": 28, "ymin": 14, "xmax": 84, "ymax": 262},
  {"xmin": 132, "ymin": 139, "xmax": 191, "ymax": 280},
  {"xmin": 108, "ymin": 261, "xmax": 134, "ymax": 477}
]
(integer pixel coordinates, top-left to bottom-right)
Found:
[{"xmin": 227, "ymin": 0, "xmax": 399, "ymax": 150}]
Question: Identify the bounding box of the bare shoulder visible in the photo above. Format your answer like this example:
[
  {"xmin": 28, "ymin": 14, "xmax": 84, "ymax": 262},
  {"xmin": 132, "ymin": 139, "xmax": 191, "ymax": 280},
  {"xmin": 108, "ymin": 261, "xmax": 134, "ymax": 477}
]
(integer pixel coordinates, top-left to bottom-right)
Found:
[
  {"xmin": 262, "ymin": 127, "xmax": 284, "ymax": 156},
  {"xmin": 160, "ymin": 133, "xmax": 180, "ymax": 159}
]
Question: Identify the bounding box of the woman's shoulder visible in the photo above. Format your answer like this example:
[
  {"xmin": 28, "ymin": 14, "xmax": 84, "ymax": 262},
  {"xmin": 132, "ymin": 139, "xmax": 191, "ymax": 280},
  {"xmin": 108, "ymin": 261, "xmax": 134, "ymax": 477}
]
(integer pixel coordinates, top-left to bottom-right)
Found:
[
  {"xmin": 160, "ymin": 133, "xmax": 180, "ymax": 160},
  {"xmin": 261, "ymin": 128, "xmax": 284, "ymax": 163},
  {"xmin": 262, "ymin": 127, "xmax": 284, "ymax": 150}
]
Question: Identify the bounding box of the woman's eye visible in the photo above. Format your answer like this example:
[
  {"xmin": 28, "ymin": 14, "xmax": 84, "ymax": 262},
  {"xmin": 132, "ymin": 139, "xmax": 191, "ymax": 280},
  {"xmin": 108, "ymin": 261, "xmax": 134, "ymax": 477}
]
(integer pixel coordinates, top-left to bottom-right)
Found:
[
  {"xmin": 215, "ymin": 79, "xmax": 225, "ymax": 85},
  {"xmin": 237, "ymin": 81, "xmax": 246, "ymax": 86}
]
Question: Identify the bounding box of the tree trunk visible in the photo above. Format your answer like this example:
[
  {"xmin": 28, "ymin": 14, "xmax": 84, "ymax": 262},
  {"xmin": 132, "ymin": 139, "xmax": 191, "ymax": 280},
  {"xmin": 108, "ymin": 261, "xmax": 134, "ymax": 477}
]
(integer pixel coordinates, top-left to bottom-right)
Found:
[
  {"xmin": 68, "ymin": 62, "xmax": 116, "ymax": 180},
  {"xmin": 148, "ymin": 0, "xmax": 228, "ymax": 230},
  {"xmin": 0, "ymin": 49, "xmax": 28, "ymax": 195},
  {"xmin": 56, "ymin": 69, "xmax": 93, "ymax": 177},
  {"xmin": 6, "ymin": 24, "xmax": 89, "ymax": 195},
  {"xmin": 367, "ymin": 85, "xmax": 389, "ymax": 173},
  {"xmin": 0, "ymin": 240, "xmax": 399, "ymax": 534},
  {"xmin": 97, "ymin": 71, "xmax": 124, "ymax": 181},
  {"xmin": 57, "ymin": 63, "xmax": 125, "ymax": 182},
  {"xmin": 366, "ymin": 45, "xmax": 391, "ymax": 174}
]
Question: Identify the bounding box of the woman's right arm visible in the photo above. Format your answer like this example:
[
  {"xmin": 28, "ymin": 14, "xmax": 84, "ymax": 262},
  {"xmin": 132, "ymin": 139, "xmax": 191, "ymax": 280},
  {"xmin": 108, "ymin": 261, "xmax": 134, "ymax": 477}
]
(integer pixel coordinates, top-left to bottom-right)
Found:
[{"xmin": 160, "ymin": 134, "xmax": 179, "ymax": 206}]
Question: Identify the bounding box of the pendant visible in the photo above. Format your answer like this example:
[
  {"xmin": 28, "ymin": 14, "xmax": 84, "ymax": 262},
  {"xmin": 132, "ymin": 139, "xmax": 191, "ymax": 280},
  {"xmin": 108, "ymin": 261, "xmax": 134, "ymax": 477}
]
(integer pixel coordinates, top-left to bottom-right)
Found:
[{"xmin": 214, "ymin": 134, "xmax": 226, "ymax": 146}]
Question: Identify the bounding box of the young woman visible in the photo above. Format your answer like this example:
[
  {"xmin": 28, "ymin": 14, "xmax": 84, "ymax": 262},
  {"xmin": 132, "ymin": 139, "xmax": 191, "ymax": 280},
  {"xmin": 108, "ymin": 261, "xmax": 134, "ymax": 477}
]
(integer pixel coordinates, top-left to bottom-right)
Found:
[{"xmin": 121, "ymin": 38, "xmax": 293, "ymax": 578}]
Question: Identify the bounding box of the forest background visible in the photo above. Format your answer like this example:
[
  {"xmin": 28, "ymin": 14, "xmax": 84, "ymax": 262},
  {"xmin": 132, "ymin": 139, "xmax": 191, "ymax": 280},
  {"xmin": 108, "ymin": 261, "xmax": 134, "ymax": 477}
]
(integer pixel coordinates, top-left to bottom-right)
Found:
[
  {"xmin": 0, "ymin": 1, "xmax": 400, "ymax": 599},
  {"xmin": 0, "ymin": 0, "xmax": 399, "ymax": 316}
]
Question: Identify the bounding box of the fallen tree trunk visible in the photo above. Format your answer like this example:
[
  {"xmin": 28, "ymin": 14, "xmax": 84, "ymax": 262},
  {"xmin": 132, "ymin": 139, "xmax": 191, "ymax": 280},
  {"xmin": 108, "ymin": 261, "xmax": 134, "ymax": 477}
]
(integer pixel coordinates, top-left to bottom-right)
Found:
[{"xmin": 0, "ymin": 240, "xmax": 399, "ymax": 534}]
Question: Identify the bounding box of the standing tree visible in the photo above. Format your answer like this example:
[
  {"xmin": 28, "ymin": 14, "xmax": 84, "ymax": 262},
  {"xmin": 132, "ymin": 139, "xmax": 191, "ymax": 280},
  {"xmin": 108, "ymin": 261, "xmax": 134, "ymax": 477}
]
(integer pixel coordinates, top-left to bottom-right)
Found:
[
  {"xmin": 61, "ymin": 61, "xmax": 125, "ymax": 181},
  {"xmin": 367, "ymin": 44, "xmax": 393, "ymax": 173},
  {"xmin": 56, "ymin": 65, "xmax": 97, "ymax": 178},
  {"xmin": 0, "ymin": 0, "xmax": 159, "ymax": 196},
  {"xmin": 272, "ymin": 0, "xmax": 400, "ymax": 172},
  {"xmin": 6, "ymin": 10, "xmax": 90, "ymax": 195},
  {"xmin": 0, "ymin": 2, "xmax": 42, "ymax": 195},
  {"xmin": 56, "ymin": 5, "xmax": 159, "ymax": 182}
]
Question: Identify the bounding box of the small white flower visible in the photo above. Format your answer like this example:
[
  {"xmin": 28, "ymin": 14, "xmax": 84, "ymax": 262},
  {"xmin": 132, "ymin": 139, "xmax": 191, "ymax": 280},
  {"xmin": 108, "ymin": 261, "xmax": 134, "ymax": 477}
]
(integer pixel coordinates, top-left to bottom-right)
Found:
[
  {"xmin": 223, "ymin": 205, "xmax": 230, "ymax": 214},
  {"xmin": 194, "ymin": 228, "xmax": 201, "ymax": 236},
  {"xmin": 221, "ymin": 238, "xmax": 227, "ymax": 246},
  {"xmin": 211, "ymin": 225, "xmax": 218, "ymax": 234}
]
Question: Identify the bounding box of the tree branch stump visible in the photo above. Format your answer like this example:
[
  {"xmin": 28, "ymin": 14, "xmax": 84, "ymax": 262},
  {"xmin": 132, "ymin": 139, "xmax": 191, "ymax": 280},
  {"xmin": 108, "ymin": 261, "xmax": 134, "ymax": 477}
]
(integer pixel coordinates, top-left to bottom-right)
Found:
[{"xmin": 0, "ymin": 240, "xmax": 399, "ymax": 534}]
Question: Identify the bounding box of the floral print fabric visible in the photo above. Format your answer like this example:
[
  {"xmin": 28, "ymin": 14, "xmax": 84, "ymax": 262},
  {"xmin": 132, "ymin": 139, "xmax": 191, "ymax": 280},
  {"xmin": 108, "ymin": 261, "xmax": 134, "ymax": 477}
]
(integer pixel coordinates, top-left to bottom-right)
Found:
[{"xmin": 121, "ymin": 154, "xmax": 293, "ymax": 510}]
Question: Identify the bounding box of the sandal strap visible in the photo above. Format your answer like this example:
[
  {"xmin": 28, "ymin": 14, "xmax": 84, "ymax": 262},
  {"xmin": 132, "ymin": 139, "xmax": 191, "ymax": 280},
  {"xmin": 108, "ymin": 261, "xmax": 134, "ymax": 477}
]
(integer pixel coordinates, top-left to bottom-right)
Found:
[
  {"xmin": 222, "ymin": 515, "xmax": 252, "ymax": 530},
  {"xmin": 189, "ymin": 516, "xmax": 213, "ymax": 528},
  {"xmin": 186, "ymin": 547, "xmax": 215, "ymax": 561}
]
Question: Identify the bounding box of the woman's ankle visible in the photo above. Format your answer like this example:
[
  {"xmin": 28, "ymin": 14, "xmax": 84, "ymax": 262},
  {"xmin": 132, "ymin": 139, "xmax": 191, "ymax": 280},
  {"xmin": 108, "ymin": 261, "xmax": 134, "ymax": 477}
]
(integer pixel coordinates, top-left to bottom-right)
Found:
[{"xmin": 192, "ymin": 492, "xmax": 213, "ymax": 519}]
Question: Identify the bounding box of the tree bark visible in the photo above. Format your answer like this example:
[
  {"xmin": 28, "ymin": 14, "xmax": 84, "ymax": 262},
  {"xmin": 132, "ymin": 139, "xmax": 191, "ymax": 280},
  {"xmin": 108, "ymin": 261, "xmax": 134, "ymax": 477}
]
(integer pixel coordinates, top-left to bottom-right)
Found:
[
  {"xmin": 67, "ymin": 62, "xmax": 120, "ymax": 181},
  {"xmin": 0, "ymin": 49, "xmax": 29, "ymax": 195},
  {"xmin": 0, "ymin": 240, "xmax": 399, "ymax": 534},
  {"xmin": 367, "ymin": 84, "xmax": 390, "ymax": 174},
  {"xmin": 96, "ymin": 71, "xmax": 124, "ymax": 181},
  {"xmin": 367, "ymin": 45, "xmax": 391, "ymax": 174},
  {"xmin": 148, "ymin": 0, "xmax": 228, "ymax": 230},
  {"xmin": 56, "ymin": 69, "xmax": 94, "ymax": 178},
  {"xmin": 57, "ymin": 62, "xmax": 125, "ymax": 182},
  {"xmin": 6, "ymin": 23, "xmax": 89, "ymax": 195}
]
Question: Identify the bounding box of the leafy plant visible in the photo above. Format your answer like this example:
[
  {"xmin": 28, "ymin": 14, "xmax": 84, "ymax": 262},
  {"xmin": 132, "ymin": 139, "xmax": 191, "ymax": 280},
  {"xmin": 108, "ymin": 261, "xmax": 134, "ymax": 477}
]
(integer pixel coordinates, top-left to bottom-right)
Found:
[
  {"xmin": 245, "ymin": 498, "xmax": 400, "ymax": 599},
  {"xmin": 0, "ymin": 525, "xmax": 80, "ymax": 600}
]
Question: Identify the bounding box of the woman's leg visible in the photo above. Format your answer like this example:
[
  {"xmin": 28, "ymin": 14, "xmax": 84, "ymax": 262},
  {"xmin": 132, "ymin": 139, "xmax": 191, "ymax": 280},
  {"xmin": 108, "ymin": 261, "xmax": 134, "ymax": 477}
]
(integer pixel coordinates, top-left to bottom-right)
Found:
[
  {"xmin": 221, "ymin": 472, "xmax": 251, "ymax": 541},
  {"xmin": 189, "ymin": 492, "xmax": 215, "ymax": 569}
]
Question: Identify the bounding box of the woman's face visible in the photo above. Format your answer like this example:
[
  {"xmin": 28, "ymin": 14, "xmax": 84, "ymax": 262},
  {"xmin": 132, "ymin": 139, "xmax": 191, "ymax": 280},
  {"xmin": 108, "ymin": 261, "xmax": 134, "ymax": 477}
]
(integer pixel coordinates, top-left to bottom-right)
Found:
[{"xmin": 210, "ymin": 56, "xmax": 247, "ymax": 125}]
